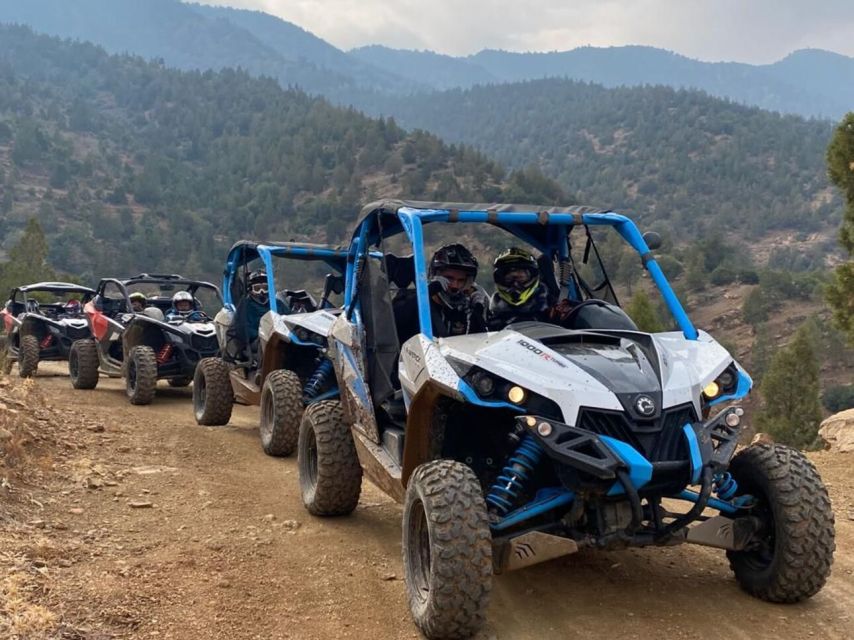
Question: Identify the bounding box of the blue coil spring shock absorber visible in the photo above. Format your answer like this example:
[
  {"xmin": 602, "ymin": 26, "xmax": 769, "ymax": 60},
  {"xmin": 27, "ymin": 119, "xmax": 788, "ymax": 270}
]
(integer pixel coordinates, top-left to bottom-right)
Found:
[
  {"xmin": 486, "ymin": 433, "xmax": 545, "ymax": 516},
  {"xmin": 714, "ymin": 472, "xmax": 739, "ymax": 500},
  {"xmin": 303, "ymin": 358, "xmax": 333, "ymax": 400}
]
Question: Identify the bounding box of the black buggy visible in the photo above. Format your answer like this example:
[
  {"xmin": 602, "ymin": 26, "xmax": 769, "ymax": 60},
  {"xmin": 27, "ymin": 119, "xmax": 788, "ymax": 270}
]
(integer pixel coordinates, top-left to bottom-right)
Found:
[
  {"xmin": 69, "ymin": 274, "xmax": 222, "ymax": 405},
  {"xmin": 1, "ymin": 282, "xmax": 95, "ymax": 377}
]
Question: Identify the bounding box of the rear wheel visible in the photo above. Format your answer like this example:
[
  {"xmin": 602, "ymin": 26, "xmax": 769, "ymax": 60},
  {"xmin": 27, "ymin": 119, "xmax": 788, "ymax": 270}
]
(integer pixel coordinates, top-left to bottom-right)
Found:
[
  {"xmin": 69, "ymin": 339, "xmax": 100, "ymax": 389},
  {"xmin": 193, "ymin": 358, "xmax": 233, "ymax": 426},
  {"xmin": 298, "ymin": 400, "xmax": 361, "ymax": 516},
  {"xmin": 727, "ymin": 443, "xmax": 835, "ymax": 602},
  {"xmin": 259, "ymin": 369, "xmax": 303, "ymax": 456},
  {"xmin": 18, "ymin": 335, "xmax": 39, "ymax": 378},
  {"xmin": 168, "ymin": 376, "xmax": 192, "ymax": 388},
  {"xmin": 403, "ymin": 460, "xmax": 492, "ymax": 640},
  {"xmin": 126, "ymin": 346, "xmax": 157, "ymax": 405}
]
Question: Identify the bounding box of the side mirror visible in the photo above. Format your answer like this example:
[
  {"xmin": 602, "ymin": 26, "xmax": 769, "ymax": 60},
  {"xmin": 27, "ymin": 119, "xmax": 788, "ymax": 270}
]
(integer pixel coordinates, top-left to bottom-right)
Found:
[{"xmin": 642, "ymin": 231, "xmax": 662, "ymax": 251}]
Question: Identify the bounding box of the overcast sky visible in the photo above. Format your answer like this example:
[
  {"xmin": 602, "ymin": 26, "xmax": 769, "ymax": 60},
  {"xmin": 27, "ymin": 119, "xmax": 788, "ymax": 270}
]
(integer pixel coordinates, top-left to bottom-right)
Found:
[{"xmin": 197, "ymin": 0, "xmax": 854, "ymax": 62}]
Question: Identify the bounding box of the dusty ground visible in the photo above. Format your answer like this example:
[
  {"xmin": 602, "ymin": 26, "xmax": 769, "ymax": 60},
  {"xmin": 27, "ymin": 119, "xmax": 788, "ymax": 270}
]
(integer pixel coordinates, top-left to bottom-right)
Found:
[{"xmin": 1, "ymin": 363, "xmax": 853, "ymax": 640}]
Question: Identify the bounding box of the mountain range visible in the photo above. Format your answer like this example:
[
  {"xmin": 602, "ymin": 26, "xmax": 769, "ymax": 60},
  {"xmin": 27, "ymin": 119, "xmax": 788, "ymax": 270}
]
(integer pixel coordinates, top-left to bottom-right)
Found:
[{"xmin": 0, "ymin": 0, "xmax": 851, "ymax": 119}]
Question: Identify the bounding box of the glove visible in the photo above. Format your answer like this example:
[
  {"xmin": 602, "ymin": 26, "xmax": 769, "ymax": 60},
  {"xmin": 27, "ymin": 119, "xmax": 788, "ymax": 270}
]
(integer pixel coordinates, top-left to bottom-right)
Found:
[
  {"xmin": 428, "ymin": 275, "xmax": 450, "ymax": 296},
  {"xmin": 467, "ymin": 287, "xmax": 489, "ymax": 309}
]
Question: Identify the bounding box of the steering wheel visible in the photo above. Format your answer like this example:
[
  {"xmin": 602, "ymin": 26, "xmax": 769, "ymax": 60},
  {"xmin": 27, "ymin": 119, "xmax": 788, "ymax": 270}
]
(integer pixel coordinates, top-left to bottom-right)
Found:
[{"xmin": 560, "ymin": 298, "xmax": 614, "ymax": 328}]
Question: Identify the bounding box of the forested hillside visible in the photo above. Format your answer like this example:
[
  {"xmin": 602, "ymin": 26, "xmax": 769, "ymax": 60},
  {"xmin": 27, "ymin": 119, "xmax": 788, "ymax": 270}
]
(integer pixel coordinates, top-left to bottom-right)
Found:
[
  {"xmin": 0, "ymin": 26, "xmax": 562, "ymax": 282},
  {"xmin": 0, "ymin": 0, "xmax": 405, "ymax": 98},
  {"xmin": 363, "ymin": 78, "xmax": 839, "ymax": 238},
  {"xmin": 2, "ymin": 0, "xmax": 852, "ymax": 119},
  {"xmin": 353, "ymin": 45, "xmax": 854, "ymax": 119}
]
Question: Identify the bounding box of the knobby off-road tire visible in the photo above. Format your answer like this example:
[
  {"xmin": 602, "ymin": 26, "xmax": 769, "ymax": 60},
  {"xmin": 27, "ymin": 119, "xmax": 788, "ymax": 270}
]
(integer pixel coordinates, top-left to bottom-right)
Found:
[
  {"xmin": 126, "ymin": 345, "xmax": 158, "ymax": 405},
  {"xmin": 403, "ymin": 460, "xmax": 493, "ymax": 640},
  {"xmin": 69, "ymin": 339, "xmax": 100, "ymax": 389},
  {"xmin": 259, "ymin": 369, "xmax": 303, "ymax": 456},
  {"xmin": 298, "ymin": 400, "xmax": 361, "ymax": 516},
  {"xmin": 18, "ymin": 334, "xmax": 40, "ymax": 378},
  {"xmin": 193, "ymin": 357, "xmax": 233, "ymax": 426},
  {"xmin": 168, "ymin": 376, "xmax": 192, "ymax": 388},
  {"xmin": 727, "ymin": 443, "xmax": 835, "ymax": 602}
]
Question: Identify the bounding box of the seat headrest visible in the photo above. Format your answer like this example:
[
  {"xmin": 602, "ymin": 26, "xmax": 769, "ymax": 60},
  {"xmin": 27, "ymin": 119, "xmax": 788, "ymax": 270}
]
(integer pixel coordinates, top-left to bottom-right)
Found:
[
  {"xmin": 142, "ymin": 307, "xmax": 165, "ymax": 322},
  {"xmin": 386, "ymin": 254, "xmax": 416, "ymax": 289}
]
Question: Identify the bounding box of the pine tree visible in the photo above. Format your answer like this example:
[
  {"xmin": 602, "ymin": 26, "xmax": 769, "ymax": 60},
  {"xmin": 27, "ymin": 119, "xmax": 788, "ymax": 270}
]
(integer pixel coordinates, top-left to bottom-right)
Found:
[
  {"xmin": 626, "ymin": 289, "xmax": 665, "ymax": 332},
  {"xmin": 825, "ymin": 113, "xmax": 854, "ymax": 344},
  {"xmin": 0, "ymin": 218, "xmax": 56, "ymax": 293},
  {"xmin": 755, "ymin": 323, "xmax": 823, "ymax": 449}
]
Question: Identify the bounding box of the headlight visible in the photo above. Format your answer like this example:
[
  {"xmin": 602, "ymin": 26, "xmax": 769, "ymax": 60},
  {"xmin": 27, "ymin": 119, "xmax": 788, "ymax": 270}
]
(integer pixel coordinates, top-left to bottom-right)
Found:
[
  {"xmin": 165, "ymin": 331, "xmax": 185, "ymax": 345},
  {"xmin": 507, "ymin": 386, "xmax": 527, "ymax": 404},
  {"xmin": 702, "ymin": 381, "xmax": 720, "ymax": 399},
  {"xmin": 702, "ymin": 363, "xmax": 740, "ymax": 401}
]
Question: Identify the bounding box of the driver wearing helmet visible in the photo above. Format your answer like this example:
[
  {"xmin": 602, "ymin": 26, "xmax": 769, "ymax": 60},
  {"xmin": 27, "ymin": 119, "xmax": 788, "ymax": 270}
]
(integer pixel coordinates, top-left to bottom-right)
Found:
[
  {"xmin": 395, "ymin": 244, "xmax": 487, "ymax": 338},
  {"xmin": 63, "ymin": 299, "xmax": 82, "ymax": 316},
  {"xmin": 488, "ymin": 247, "xmax": 552, "ymax": 328},
  {"xmin": 243, "ymin": 269, "xmax": 288, "ymax": 349},
  {"xmin": 129, "ymin": 292, "xmax": 147, "ymax": 313},
  {"xmin": 167, "ymin": 290, "xmax": 206, "ymax": 323}
]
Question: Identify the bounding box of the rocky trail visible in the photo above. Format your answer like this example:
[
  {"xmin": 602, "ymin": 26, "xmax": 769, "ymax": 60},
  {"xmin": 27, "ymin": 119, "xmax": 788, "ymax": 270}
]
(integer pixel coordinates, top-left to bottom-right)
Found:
[{"xmin": 1, "ymin": 364, "xmax": 853, "ymax": 639}]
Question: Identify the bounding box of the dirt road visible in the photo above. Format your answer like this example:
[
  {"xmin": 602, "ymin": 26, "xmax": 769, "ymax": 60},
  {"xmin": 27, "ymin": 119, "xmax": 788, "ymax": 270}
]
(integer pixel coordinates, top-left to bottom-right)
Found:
[{"xmin": 2, "ymin": 364, "xmax": 853, "ymax": 639}]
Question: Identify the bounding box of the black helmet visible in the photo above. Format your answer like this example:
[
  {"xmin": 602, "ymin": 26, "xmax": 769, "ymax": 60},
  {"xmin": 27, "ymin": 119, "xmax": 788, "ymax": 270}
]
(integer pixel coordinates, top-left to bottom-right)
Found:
[
  {"xmin": 429, "ymin": 244, "xmax": 478, "ymax": 278},
  {"xmin": 248, "ymin": 270, "xmax": 269, "ymax": 304},
  {"xmin": 493, "ymin": 247, "xmax": 540, "ymax": 307}
]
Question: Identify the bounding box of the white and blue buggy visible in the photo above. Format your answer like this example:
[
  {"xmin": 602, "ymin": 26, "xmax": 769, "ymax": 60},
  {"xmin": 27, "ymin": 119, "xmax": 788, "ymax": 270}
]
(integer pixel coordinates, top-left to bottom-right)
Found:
[
  {"xmin": 193, "ymin": 241, "xmax": 347, "ymax": 457},
  {"xmin": 297, "ymin": 200, "xmax": 835, "ymax": 640}
]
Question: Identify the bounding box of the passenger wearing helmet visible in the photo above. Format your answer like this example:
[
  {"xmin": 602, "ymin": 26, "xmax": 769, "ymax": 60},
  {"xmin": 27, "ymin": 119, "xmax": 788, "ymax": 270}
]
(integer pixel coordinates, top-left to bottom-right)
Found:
[
  {"xmin": 167, "ymin": 290, "xmax": 206, "ymax": 323},
  {"xmin": 488, "ymin": 247, "xmax": 551, "ymax": 328},
  {"xmin": 129, "ymin": 292, "xmax": 147, "ymax": 313},
  {"xmin": 395, "ymin": 244, "xmax": 488, "ymax": 339}
]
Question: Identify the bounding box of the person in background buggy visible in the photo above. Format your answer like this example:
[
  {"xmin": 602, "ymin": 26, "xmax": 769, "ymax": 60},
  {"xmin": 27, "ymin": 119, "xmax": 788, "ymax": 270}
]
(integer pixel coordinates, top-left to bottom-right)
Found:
[
  {"xmin": 129, "ymin": 292, "xmax": 147, "ymax": 313},
  {"xmin": 223, "ymin": 270, "xmax": 289, "ymax": 364},
  {"xmin": 167, "ymin": 291, "xmax": 207, "ymax": 323}
]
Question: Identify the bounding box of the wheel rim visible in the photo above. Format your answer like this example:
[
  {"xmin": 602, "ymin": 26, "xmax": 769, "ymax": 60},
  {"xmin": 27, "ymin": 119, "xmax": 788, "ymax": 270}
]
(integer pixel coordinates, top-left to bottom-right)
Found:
[
  {"xmin": 260, "ymin": 388, "xmax": 274, "ymax": 440},
  {"xmin": 739, "ymin": 492, "xmax": 777, "ymax": 570},
  {"xmin": 195, "ymin": 376, "xmax": 207, "ymax": 417},
  {"xmin": 305, "ymin": 425, "xmax": 318, "ymax": 490},
  {"xmin": 69, "ymin": 351, "xmax": 79, "ymax": 379},
  {"xmin": 406, "ymin": 498, "xmax": 432, "ymax": 604}
]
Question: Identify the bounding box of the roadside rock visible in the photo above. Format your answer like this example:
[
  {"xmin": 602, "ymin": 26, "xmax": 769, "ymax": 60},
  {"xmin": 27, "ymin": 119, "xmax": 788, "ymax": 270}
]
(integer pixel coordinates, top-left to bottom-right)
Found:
[
  {"xmin": 819, "ymin": 409, "xmax": 854, "ymax": 453},
  {"xmin": 751, "ymin": 432, "xmax": 774, "ymax": 446}
]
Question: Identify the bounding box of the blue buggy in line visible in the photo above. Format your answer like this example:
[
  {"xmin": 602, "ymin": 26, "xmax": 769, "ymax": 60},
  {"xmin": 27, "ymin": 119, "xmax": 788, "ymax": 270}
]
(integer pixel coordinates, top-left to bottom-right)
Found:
[
  {"xmin": 295, "ymin": 200, "xmax": 835, "ymax": 640},
  {"xmin": 193, "ymin": 240, "xmax": 346, "ymax": 457}
]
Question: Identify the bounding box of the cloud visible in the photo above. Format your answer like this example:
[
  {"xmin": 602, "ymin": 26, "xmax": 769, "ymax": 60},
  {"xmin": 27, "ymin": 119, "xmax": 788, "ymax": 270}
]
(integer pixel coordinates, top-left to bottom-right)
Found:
[{"xmin": 195, "ymin": 0, "xmax": 854, "ymax": 62}]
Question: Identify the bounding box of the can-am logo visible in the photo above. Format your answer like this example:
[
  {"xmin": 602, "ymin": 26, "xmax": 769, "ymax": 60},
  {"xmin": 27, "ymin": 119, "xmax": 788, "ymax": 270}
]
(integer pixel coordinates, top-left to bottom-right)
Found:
[
  {"xmin": 517, "ymin": 340, "xmax": 567, "ymax": 369},
  {"xmin": 635, "ymin": 395, "xmax": 656, "ymax": 417}
]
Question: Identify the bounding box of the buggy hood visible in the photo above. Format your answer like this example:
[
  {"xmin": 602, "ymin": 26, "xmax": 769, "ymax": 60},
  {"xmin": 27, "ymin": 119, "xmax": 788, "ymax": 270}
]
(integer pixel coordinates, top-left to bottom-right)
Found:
[{"xmin": 436, "ymin": 323, "xmax": 739, "ymax": 425}]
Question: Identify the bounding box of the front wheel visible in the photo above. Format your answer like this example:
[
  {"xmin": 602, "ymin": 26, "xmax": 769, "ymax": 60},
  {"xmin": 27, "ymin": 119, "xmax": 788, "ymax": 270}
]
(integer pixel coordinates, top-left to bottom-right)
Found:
[
  {"xmin": 193, "ymin": 358, "xmax": 233, "ymax": 426},
  {"xmin": 727, "ymin": 443, "xmax": 835, "ymax": 602},
  {"xmin": 69, "ymin": 339, "xmax": 100, "ymax": 389},
  {"xmin": 18, "ymin": 335, "xmax": 39, "ymax": 378},
  {"xmin": 403, "ymin": 460, "xmax": 492, "ymax": 640},
  {"xmin": 126, "ymin": 345, "xmax": 157, "ymax": 405},
  {"xmin": 298, "ymin": 400, "xmax": 361, "ymax": 516},
  {"xmin": 259, "ymin": 369, "xmax": 303, "ymax": 456}
]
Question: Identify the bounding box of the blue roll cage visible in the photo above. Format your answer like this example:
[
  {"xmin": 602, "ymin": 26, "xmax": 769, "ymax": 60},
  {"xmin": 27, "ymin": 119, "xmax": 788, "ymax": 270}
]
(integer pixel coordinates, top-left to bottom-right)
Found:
[
  {"xmin": 344, "ymin": 205, "xmax": 698, "ymax": 341},
  {"xmin": 223, "ymin": 243, "xmax": 349, "ymax": 312}
]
